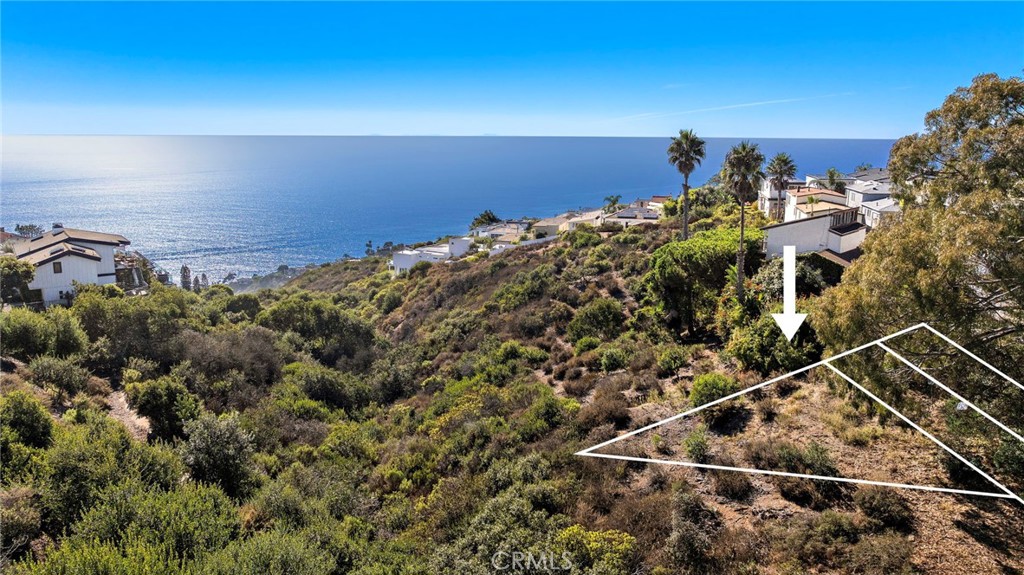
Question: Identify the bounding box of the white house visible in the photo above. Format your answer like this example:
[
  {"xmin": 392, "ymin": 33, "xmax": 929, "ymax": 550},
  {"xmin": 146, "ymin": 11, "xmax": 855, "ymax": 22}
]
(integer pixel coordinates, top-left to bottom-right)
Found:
[
  {"xmin": 844, "ymin": 180, "xmax": 892, "ymax": 209},
  {"xmin": 646, "ymin": 195, "xmax": 673, "ymax": 210},
  {"xmin": 860, "ymin": 197, "xmax": 901, "ymax": 229},
  {"xmin": 389, "ymin": 237, "xmax": 473, "ymax": 275},
  {"xmin": 15, "ymin": 224, "xmax": 131, "ymax": 306},
  {"xmin": 470, "ymin": 220, "xmax": 530, "ymax": 240},
  {"xmin": 757, "ymin": 178, "xmax": 804, "ymax": 217},
  {"xmin": 763, "ymin": 208, "xmax": 867, "ymax": 265},
  {"xmin": 784, "ymin": 187, "xmax": 849, "ymax": 222}
]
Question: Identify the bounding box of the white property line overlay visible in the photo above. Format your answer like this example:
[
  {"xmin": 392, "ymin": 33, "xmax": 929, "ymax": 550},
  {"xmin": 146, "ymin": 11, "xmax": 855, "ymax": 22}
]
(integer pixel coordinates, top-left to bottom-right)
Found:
[
  {"xmin": 824, "ymin": 363, "xmax": 1020, "ymax": 503},
  {"xmin": 877, "ymin": 342, "xmax": 1024, "ymax": 446},
  {"xmin": 576, "ymin": 323, "xmax": 1024, "ymax": 503},
  {"xmin": 918, "ymin": 323, "xmax": 1024, "ymax": 394}
]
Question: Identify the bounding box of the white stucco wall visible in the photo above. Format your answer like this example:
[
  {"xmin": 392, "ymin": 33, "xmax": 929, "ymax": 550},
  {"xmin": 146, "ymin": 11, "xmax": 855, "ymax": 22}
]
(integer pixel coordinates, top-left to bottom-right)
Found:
[
  {"xmin": 448, "ymin": 237, "xmax": 473, "ymax": 257},
  {"xmin": 764, "ymin": 217, "xmax": 832, "ymax": 258},
  {"xmin": 29, "ymin": 256, "xmax": 101, "ymax": 305},
  {"xmin": 826, "ymin": 227, "xmax": 866, "ymax": 254}
]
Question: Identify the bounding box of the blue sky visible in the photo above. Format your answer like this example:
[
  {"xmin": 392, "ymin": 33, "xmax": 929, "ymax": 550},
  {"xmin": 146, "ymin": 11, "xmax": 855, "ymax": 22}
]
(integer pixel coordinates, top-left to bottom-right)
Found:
[{"xmin": 2, "ymin": 2, "xmax": 1022, "ymax": 137}]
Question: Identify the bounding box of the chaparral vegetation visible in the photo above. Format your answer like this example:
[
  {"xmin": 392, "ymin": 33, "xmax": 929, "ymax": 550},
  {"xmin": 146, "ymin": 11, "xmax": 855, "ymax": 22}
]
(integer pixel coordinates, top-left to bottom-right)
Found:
[{"xmin": 2, "ymin": 74, "xmax": 1022, "ymax": 575}]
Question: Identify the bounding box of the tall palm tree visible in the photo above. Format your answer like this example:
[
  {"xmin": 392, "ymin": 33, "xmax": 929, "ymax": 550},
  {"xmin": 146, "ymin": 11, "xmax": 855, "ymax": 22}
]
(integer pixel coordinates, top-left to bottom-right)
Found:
[
  {"xmin": 721, "ymin": 141, "xmax": 765, "ymax": 303},
  {"xmin": 603, "ymin": 194, "xmax": 623, "ymax": 214},
  {"xmin": 667, "ymin": 129, "xmax": 706, "ymax": 240},
  {"xmin": 765, "ymin": 152, "xmax": 797, "ymax": 221}
]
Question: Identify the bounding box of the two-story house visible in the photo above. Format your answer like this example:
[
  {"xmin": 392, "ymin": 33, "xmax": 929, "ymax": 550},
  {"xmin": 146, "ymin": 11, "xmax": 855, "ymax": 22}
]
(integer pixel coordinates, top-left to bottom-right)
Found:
[{"xmin": 14, "ymin": 223, "xmax": 130, "ymax": 306}]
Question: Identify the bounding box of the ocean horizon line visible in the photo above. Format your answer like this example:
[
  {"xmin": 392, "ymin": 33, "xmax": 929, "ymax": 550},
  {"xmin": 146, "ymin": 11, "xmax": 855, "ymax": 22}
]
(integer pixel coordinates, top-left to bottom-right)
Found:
[{"xmin": 2, "ymin": 134, "xmax": 900, "ymax": 141}]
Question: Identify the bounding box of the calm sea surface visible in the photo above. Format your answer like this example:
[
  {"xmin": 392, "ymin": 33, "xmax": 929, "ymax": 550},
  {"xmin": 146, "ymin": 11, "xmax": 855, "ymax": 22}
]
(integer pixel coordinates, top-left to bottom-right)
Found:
[{"xmin": 1, "ymin": 136, "xmax": 893, "ymax": 282}]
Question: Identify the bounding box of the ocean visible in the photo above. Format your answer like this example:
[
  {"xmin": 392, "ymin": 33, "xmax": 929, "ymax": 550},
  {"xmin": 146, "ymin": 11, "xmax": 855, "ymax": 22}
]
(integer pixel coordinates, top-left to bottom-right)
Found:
[{"xmin": 1, "ymin": 136, "xmax": 893, "ymax": 282}]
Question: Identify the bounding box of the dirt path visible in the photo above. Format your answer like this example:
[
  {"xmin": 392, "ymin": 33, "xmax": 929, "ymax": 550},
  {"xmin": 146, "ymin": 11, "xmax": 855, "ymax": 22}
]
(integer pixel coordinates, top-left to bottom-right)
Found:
[{"xmin": 106, "ymin": 391, "xmax": 150, "ymax": 441}]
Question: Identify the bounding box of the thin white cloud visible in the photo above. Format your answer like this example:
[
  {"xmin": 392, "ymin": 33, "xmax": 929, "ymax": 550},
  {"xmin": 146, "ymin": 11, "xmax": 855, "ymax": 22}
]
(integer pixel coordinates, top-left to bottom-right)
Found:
[{"xmin": 604, "ymin": 92, "xmax": 856, "ymax": 123}]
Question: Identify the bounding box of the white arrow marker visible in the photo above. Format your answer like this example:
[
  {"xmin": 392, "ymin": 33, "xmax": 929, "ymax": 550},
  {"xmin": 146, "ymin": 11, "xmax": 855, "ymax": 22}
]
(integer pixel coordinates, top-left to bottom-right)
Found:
[{"xmin": 772, "ymin": 245, "xmax": 807, "ymax": 342}]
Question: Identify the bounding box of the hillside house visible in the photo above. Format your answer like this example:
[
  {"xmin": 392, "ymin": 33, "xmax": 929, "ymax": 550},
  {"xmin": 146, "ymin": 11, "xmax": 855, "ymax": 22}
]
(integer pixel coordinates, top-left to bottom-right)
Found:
[
  {"xmin": 561, "ymin": 209, "xmax": 604, "ymax": 232},
  {"xmin": 763, "ymin": 208, "xmax": 866, "ymax": 265},
  {"xmin": 531, "ymin": 214, "xmax": 574, "ymax": 238},
  {"xmin": 757, "ymin": 178, "xmax": 805, "ymax": 217},
  {"xmin": 14, "ymin": 224, "xmax": 132, "ymax": 306},
  {"xmin": 470, "ymin": 220, "xmax": 530, "ymax": 240},
  {"xmin": 389, "ymin": 237, "xmax": 473, "ymax": 275},
  {"xmin": 601, "ymin": 206, "xmax": 661, "ymax": 228},
  {"xmin": 860, "ymin": 197, "xmax": 901, "ymax": 229},
  {"xmin": 784, "ymin": 187, "xmax": 849, "ymax": 221},
  {"xmin": 845, "ymin": 180, "xmax": 893, "ymax": 209}
]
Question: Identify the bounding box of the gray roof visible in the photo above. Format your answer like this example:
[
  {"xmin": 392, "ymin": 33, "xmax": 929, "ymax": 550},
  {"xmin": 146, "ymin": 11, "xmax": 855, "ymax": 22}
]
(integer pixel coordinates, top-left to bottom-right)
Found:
[
  {"xmin": 607, "ymin": 206, "xmax": 660, "ymax": 220},
  {"xmin": 16, "ymin": 227, "xmax": 130, "ymax": 258},
  {"xmin": 848, "ymin": 167, "xmax": 891, "ymax": 183},
  {"xmin": 19, "ymin": 241, "xmax": 101, "ymax": 266},
  {"xmin": 860, "ymin": 197, "xmax": 900, "ymax": 212},
  {"xmin": 846, "ymin": 180, "xmax": 892, "ymax": 195}
]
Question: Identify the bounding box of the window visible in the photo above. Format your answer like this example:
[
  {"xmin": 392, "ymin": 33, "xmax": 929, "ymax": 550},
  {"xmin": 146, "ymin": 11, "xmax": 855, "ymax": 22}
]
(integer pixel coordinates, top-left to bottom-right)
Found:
[{"xmin": 53, "ymin": 261, "xmax": 63, "ymax": 274}]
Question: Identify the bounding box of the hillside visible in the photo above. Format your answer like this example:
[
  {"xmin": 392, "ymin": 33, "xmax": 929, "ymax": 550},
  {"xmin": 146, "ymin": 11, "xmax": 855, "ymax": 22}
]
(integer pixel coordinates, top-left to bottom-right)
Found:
[{"xmin": 1, "ymin": 74, "xmax": 1022, "ymax": 575}]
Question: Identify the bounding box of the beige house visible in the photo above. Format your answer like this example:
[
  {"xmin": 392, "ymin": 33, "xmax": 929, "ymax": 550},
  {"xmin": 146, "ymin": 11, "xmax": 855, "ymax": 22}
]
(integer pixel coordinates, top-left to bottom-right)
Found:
[
  {"xmin": 531, "ymin": 214, "xmax": 573, "ymax": 238},
  {"xmin": 561, "ymin": 209, "xmax": 604, "ymax": 232}
]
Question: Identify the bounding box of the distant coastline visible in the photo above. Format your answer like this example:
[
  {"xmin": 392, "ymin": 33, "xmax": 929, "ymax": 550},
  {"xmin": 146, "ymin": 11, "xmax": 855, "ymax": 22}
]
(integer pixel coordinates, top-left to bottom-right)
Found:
[{"xmin": 1, "ymin": 135, "xmax": 894, "ymax": 283}]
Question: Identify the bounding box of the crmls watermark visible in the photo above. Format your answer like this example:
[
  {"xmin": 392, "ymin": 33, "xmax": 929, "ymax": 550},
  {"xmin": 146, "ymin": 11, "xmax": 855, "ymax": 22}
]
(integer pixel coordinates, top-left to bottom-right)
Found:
[{"xmin": 491, "ymin": 550, "xmax": 574, "ymax": 572}]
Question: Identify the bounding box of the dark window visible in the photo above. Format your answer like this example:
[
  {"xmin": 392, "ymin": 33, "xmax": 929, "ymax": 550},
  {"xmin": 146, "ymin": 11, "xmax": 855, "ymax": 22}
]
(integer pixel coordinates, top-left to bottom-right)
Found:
[{"xmin": 53, "ymin": 261, "xmax": 63, "ymax": 274}]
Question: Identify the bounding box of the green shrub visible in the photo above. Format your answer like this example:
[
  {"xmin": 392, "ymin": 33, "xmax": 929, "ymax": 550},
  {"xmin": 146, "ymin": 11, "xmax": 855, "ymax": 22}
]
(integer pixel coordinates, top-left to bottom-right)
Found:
[
  {"xmin": 994, "ymin": 439, "xmax": 1024, "ymax": 477},
  {"xmin": 683, "ymin": 424, "xmax": 711, "ymax": 464},
  {"xmin": 256, "ymin": 296, "xmax": 376, "ymax": 369},
  {"xmin": 0, "ymin": 308, "xmax": 52, "ymax": 359},
  {"xmin": 656, "ymin": 345, "xmax": 692, "ymax": 377},
  {"xmin": 554, "ymin": 525, "xmax": 638, "ymax": 573},
  {"xmin": 0, "ymin": 390, "xmax": 53, "ymax": 448},
  {"xmin": 664, "ymin": 487, "xmax": 722, "ymax": 574},
  {"xmin": 574, "ymin": 336, "xmax": 601, "ymax": 355},
  {"xmin": 566, "ymin": 298, "xmax": 625, "ymax": 342},
  {"xmin": 689, "ymin": 372, "xmax": 740, "ymax": 409},
  {"xmin": 46, "ymin": 306, "xmax": 89, "ymax": 358},
  {"xmin": 73, "ymin": 481, "xmax": 240, "ymax": 561},
  {"xmin": 373, "ymin": 287, "xmax": 403, "ymax": 314},
  {"xmin": 223, "ymin": 293, "xmax": 261, "ymax": 319},
  {"xmin": 600, "ymin": 347, "xmax": 628, "ymax": 373},
  {"xmin": 13, "ymin": 539, "xmax": 190, "ymax": 575},
  {"xmin": 28, "ymin": 355, "xmax": 90, "ymax": 402},
  {"xmin": 725, "ymin": 314, "xmax": 819, "ymax": 376},
  {"xmin": 126, "ymin": 376, "xmax": 201, "ymax": 441},
  {"xmin": 845, "ymin": 533, "xmax": 914, "ymax": 575},
  {"xmin": 645, "ymin": 226, "xmax": 764, "ymax": 335},
  {"xmin": 180, "ymin": 413, "xmax": 256, "ymax": 499},
  {"xmin": 282, "ymin": 362, "xmax": 371, "ymax": 412},
  {"xmin": 854, "ymin": 486, "xmax": 913, "ymax": 532},
  {"xmin": 42, "ymin": 420, "xmax": 138, "ymax": 530},
  {"xmin": 564, "ymin": 225, "xmax": 602, "ymax": 249}
]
